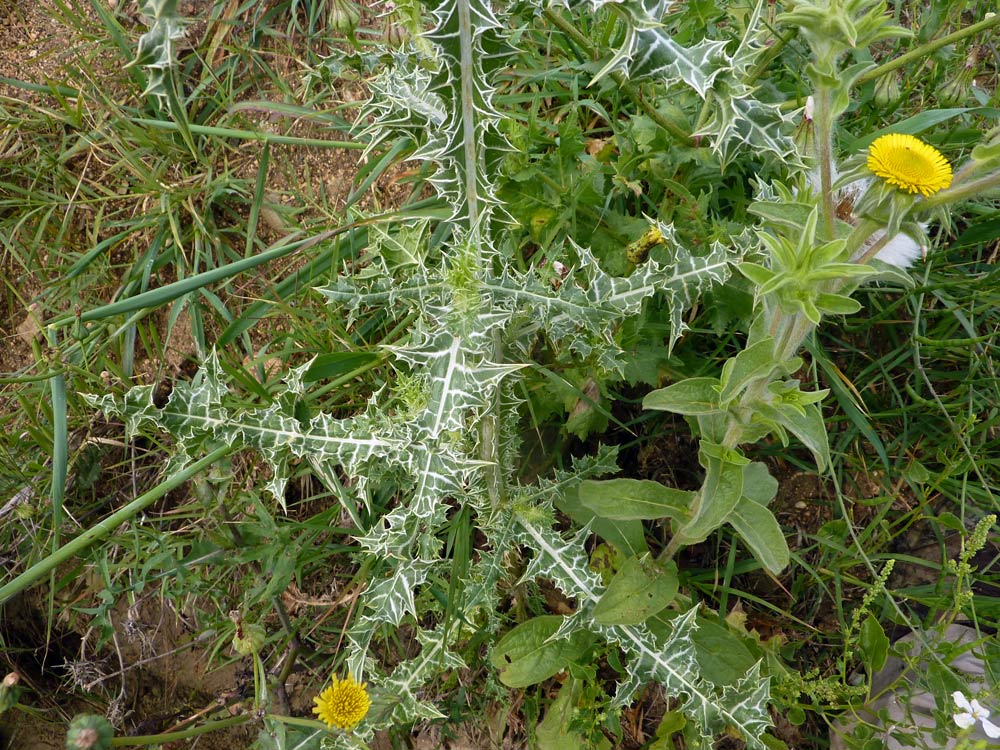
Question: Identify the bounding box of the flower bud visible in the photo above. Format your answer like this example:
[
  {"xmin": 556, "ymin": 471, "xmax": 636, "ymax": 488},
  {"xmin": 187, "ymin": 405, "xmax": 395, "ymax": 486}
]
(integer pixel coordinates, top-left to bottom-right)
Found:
[
  {"xmin": 329, "ymin": 0, "xmax": 360, "ymax": 35},
  {"xmin": 65, "ymin": 715, "xmax": 114, "ymax": 750},
  {"xmin": 384, "ymin": 15, "xmax": 409, "ymax": 46},
  {"xmin": 793, "ymin": 96, "xmax": 815, "ymax": 157},
  {"xmin": 381, "ymin": 1, "xmax": 409, "ymax": 46},
  {"xmin": 231, "ymin": 620, "xmax": 266, "ymax": 656},
  {"xmin": 0, "ymin": 672, "xmax": 21, "ymax": 714},
  {"xmin": 872, "ymin": 71, "xmax": 900, "ymax": 106},
  {"xmin": 940, "ymin": 50, "xmax": 979, "ymax": 106}
]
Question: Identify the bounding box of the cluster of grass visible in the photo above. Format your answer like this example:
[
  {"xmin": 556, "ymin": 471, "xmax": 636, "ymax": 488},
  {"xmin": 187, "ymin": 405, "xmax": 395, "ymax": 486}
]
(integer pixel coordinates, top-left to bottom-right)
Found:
[{"xmin": 0, "ymin": 0, "xmax": 999, "ymax": 748}]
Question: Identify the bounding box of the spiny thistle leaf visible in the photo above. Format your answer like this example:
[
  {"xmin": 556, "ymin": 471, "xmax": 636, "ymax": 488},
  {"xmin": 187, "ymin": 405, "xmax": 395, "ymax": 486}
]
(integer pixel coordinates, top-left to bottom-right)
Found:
[
  {"xmin": 85, "ymin": 353, "xmax": 407, "ymax": 506},
  {"xmin": 357, "ymin": 0, "xmax": 507, "ymax": 228},
  {"xmin": 96, "ymin": 0, "xmax": 744, "ymax": 733},
  {"xmin": 323, "ymin": 225, "xmax": 735, "ymax": 373},
  {"xmin": 569, "ymin": 0, "xmax": 730, "ymax": 96},
  {"xmin": 694, "ymin": 2, "xmax": 800, "ymax": 166},
  {"xmin": 551, "ymin": 0, "xmax": 797, "ymax": 165},
  {"xmin": 129, "ymin": 0, "xmax": 188, "ymax": 104},
  {"xmin": 513, "ymin": 515, "xmax": 772, "ymax": 748}
]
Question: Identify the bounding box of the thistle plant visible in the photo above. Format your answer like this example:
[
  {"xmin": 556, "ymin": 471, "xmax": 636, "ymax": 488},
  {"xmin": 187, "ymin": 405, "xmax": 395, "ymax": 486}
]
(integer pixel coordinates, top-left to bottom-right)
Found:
[
  {"xmin": 82, "ymin": 0, "xmax": 765, "ymax": 744},
  {"xmin": 10, "ymin": 0, "xmax": 1000, "ymax": 748}
]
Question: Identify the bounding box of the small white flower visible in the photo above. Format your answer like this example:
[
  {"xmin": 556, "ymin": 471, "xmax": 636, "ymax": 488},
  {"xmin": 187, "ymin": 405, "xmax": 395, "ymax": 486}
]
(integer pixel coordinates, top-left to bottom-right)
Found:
[{"xmin": 953, "ymin": 691, "xmax": 1000, "ymax": 738}]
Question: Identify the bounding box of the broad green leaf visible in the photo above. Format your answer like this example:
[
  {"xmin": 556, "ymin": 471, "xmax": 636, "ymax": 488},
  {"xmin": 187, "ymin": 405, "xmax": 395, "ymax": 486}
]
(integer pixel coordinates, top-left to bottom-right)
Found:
[
  {"xmin": 537, "ymin": 678, "xmax": 611, "ymax": 750},
  {"xmin": 643, "ymin": 377, "xmax": 722, "ymax": 415},
  {"xmin": 490, "ymin": 616, "xmax": 595, "ymax": 688},
  {"xmin": 691, "ymin": 617, "xmax": 758, "ymax": 686},
  {"xmin": 678, "ymin": 451, "xmax": 744, "ymax": 543},
  {"xmin": 718, "ymin": 338, "xmax": 776, "ymax": 404},
  {"xmin": 753, "ymin": 399, "xmax": 830, "ymax": 471},
  {"xmin": 579, "ymin": 479, "xmax": 693, "ymax": 522},
  {"xmin": 815, "ymin": 293, "xmax": 862, "ymax": 316},
  {"xmin": 738, "ymin": 262, "xmax": 776, "ymax": 287},
  {"xmin": 728, "ymin": 494, "xmax": 789, "ymax": 574},
  {"xmin": 859, "ymin": 615, "xmax": 889, "ymax": 673},
  {"xmin": 972, "ymin": 139, "xmax": 1000, "ymax": 165},
  {"xmin": 740, "ymin": 462, "xmax": 779, "ymax": 505},
  {"xmin": 593, "ymin": 556, "xmax": 679, "ymax": 626},
  {"xmin": 559, "ymin": 485, "xmax": 649, "ymax": 556},
  {"xmin": 747, "ymin": 201, "xmax": 816, "ymax": 230},
  {"xmin": 303, "ymin": 352, "xmax": 380, "ymax": 382},
  {"xmin": 649, "ymin": 710, "xmax": 687, "ymax": 750},
  {"xmin": 772, "ymin": 402, "xmax": 830, "ymax": 471}
]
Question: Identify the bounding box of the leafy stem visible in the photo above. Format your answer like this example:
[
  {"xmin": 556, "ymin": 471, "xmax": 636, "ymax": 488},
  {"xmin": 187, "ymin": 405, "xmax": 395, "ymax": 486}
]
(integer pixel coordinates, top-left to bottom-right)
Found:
[
  {"xmin": 921, "ymin": 167, "xmax": 1000, "ymax": 211},
  {"xmin": 856, "ymin": 12, "xmax": 1000, "ymax": 86}
]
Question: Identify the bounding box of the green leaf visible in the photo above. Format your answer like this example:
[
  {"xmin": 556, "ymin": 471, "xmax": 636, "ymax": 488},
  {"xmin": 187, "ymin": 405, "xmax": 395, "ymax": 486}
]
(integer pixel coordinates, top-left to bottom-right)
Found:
[
  {"xmin": 490, "ymin": 616, "xmax": 596, "ymax": 688},
  {"xmin": 593, "ymin": 556, "xmax": 679, "ymax": 625},
  {"xmin": 738, "ymin": 262, "xmax": 776, "ymax": 287},
  {"xmin": 848, "ymin": 107, "xmax": 1000, "ymax": 150},
  {"xmin": 303, "ymin": 352, "xmax": 380, "ymax": 382},
  {"xmin": 677, "ymin": 450, "xmax": 744, "ymax": 543},
  {"xmin": 559, "ymin": 485, "xmax": 649, "ymax": 556},
  {"xmin": 699, "ymin": 441, "xmax": 751, "ymax": 466},
  {"xmin": 728, "ymin": 465, "xmax": 788, "ymax": 574},
  {"xmin": 814, "ymin": 293, "xmax": 862, "ymax": 316},
  {"xmin": 747, "ymin": 201, "xmax": 816, "ymax": 231},
  {"xmin": 579, "ymin": 479, "xmax": 693, "ymax": 522},
  {"xmin": 691, "ymin": 617, "xmax": 758, "ymax": 686},
  {"xmin": 537, "ymin": 678, "xmax": 611, "ymax": 750},
  {"xmin": 972, "ymin": 138, "xmax": 1000, "ymax": 165},
  {"xmin": 859, "ymin": 615, "xmax": 889, "ymax": 673},
  {"xmin": 718, "ymin": 338, "xmax": 777, "ymax": 404},
  {"xmin": 643, "ymin": 377, "xmax": 722, "ymax": 415},
  {"xmin": 754, "ymin": 401, "xmax": 831, "ymax": 471},
  {"xmin": 740, "ymin": 462, "xmax": 779, "ymax": 505},
  {"xmin": 761, "ymin": 734, "xmax": 790, "ymax": 749}
]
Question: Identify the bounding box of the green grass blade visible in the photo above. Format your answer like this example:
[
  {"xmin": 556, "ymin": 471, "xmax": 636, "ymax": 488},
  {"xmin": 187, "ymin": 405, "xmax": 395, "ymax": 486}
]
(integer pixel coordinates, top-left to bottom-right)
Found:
[{"xmin": 0, "ymin": 445, "xmax": 231, "ymax": 605}]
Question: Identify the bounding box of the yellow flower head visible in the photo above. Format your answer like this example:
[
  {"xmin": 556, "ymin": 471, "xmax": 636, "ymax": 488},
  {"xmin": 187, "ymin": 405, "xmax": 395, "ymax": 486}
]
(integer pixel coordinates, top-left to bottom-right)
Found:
[
  {"xmin": 313, "ymin": 674, "xmax": 370, "ymax": 731},
  {"xmin": 867, "ymin": 133, "xmax": 952, "ymax": 197}
]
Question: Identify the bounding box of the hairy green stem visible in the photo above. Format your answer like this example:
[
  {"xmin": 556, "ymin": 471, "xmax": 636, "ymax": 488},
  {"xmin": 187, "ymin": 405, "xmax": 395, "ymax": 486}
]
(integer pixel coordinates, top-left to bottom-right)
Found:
[
  {"xmin": 0, "ymin": 445, "xmax": 231, "ymax": 605},
  {"xmin": 854, "ymin": 228, "xmax": 894, "ymax": 265},
  {"xmin": 921, "ymin": 168, "xmax": 1000, "ymax": 211},
  {"xmin": 856, "ymin": 13, "xmax": 1000, "ymax": 86},
  {"xmin": 109, "ymin": 714, "xmax": 251, "ymax": 745},
  {"xmin": 844, "ymin": 218, "xmax": 883, "ymax": 260},
  {"xmin": 813, "ymin": 86, "xmax": 836, "ymax": 240}
]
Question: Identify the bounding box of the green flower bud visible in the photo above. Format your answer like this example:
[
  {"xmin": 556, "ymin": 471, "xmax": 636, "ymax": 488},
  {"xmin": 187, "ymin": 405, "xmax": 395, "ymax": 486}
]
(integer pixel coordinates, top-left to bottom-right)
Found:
[
  {"xmin": 66, "ymin": 714, "xmax": 114, "ymax": 750},
  {"xmin": 329, "ymin": 0, "xmax": 360, "ymax": 35},
  {"xmin": 383, "ymin": 2, "xmax": 409, "ymax": 47},
  {"xmin": 940, "ymin": 50, "xmax": 978, "ymax": 106},
  {"xmin": 1, "ymin": 673, "xmax": 21, "ymax": 714},
  {"xmin": 792, "ymin": 96, "xmax": 815, "ymax": 157},
  {"xmin": 872, "ymin": 71, "xmax": 900, "ymax": 106},
  {"xmin": 232, "ymin": 621, "xmax": 266, "ymax": 656}
]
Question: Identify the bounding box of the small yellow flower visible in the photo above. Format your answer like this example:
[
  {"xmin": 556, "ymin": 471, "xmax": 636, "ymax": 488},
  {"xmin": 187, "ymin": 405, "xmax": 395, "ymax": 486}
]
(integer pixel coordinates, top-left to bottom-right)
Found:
[
  {"xmin": 867, "ymin": 133, "xmax": 952, "ymax": 197},
  {"xmin": 313, "ymin": 674, "xmax": 371, "ymax": 731}
]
